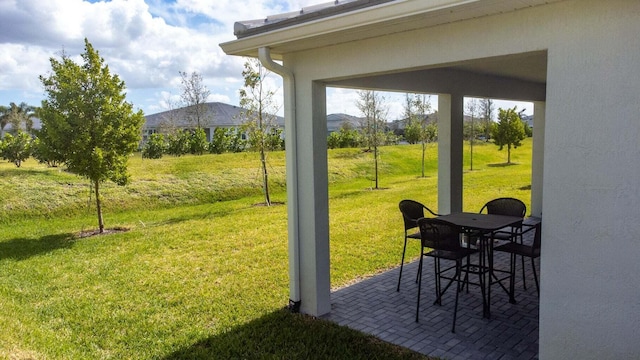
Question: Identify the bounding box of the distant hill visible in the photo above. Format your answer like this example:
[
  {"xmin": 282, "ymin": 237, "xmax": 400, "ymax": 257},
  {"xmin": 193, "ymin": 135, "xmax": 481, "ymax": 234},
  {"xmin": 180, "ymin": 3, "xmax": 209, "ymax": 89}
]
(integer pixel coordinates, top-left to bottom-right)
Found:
[
  {"xmin": 144, "ymin": 102, "xmax": 285, "ymax": 129},
  {"xmin": 143, "ymin": 102, "xmax": 285, "ymax": 142},
  {"xmin": 143, "ymin": 102, "xmax": 366, "ymax": 140},
  {"xmin": 326, "ymin": 113, "xmax": 363, "ymax": 133}
]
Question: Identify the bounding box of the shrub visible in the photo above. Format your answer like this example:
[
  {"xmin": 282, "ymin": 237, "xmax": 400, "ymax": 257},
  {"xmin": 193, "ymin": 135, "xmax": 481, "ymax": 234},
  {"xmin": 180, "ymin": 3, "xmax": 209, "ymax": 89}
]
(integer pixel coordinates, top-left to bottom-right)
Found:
[
  {"xmin": 166, "ymin": 130, "xmax": 190, "ymax": 156},
  {"xmin": 209, "ymin": 127, "xmax": 231, "ymax": 154},
  {"xmin": 142, "ymin": 133, "xmax": 166, "ymax": 159},
  {"xmin": 0, "ymin": 131, "xmax": 32, "ymax": 167},
  {"xmin": 31, "ymin": 135, "xmax": 64, "ymax": 167},
  {"xmin": 189, "ymin": 128, "xmax": 208, "ymax": 155}
]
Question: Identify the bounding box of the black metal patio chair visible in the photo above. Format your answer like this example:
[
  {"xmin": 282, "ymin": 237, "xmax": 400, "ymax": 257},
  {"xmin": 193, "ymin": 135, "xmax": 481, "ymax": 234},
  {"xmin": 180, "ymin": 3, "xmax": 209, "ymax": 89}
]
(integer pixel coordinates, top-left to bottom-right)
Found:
[
  {"xmin": 494, "ymin": 219, "xmax": 542, "ymax": 301},
  {"xmin": 415, "ymin": 217, "xmax": 477, "ymax": 333},
  {"xmin": 480, "ymin": 197, "xmax": 528, "ymax": 289},
  {"xmin": 397, "ymin": 199, "xmax": 439, "ymax": 292}
]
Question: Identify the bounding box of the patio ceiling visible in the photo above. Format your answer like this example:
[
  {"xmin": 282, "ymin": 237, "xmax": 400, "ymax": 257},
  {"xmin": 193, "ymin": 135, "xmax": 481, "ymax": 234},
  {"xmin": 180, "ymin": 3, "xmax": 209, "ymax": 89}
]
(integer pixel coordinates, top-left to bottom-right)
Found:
[{"xmin": 327, "ymin": 51, "xmax": 548, "ymax": 102}]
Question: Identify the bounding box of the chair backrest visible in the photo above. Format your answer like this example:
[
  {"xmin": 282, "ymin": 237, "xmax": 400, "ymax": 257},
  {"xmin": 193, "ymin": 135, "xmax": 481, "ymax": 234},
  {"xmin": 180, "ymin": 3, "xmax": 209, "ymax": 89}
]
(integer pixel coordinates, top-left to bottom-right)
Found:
[
  {"xmin": 417, "ymin": 218, "xmax": 462, "ymax": 251},
  {"xmin": 480, "ymin": 197, "xmax": 526, "ymax": 218},
  {"xmin": 399, "ymin": 200, "xmax": 437, "ymax": 231}
]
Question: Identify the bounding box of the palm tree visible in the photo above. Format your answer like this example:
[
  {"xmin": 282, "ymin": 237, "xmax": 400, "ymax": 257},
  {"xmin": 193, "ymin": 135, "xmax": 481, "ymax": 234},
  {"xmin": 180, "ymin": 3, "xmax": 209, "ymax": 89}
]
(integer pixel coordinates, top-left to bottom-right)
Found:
[
  {"xmin": 0, "ymin": 105, "xmax": 8, "ymax": 138},
  {"xmin": 3, "ymin": 102, "xmax": 36, "ymax": 136}
]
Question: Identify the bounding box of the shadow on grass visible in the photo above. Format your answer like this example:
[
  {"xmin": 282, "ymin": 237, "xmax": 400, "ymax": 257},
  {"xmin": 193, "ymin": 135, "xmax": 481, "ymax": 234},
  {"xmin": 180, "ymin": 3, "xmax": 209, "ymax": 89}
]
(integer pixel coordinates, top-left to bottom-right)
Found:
[
  {"xmin": 331, "ymin": 190, "xmax": 365, "ymax": 200},
  {"xmin": 152, "ymin": 207, "xmax": 238, "ymax": 227},
  {"xmin": 162, "ymin": 308, "xmax": 430, "ymax": 360},
  {"xmin": 0, "ymin": 233, "xmax": 75, "ymax": 261},
  {"xmin": 0, "ymin": 167, "xmax": 65, "ymax": 178},
  {"xmin": 487, "ymin": 162, "xmax": 519, "ymax": 167}
]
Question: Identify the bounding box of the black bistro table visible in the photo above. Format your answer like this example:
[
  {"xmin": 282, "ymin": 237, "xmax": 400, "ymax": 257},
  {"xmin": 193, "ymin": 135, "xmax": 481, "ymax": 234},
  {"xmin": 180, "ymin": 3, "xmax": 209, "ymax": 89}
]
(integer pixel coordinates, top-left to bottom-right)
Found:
[{"xmin": 436, "ymin": 212, "xmax": 523, "ymax": 318}]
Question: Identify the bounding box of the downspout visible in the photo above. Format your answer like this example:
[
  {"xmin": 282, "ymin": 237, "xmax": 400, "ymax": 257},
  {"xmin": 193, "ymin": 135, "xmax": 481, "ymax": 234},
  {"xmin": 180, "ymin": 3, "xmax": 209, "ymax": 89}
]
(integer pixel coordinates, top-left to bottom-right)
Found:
[{"xmin": 258, "ymin": 47, "xmax": 301, "ymax": 312}]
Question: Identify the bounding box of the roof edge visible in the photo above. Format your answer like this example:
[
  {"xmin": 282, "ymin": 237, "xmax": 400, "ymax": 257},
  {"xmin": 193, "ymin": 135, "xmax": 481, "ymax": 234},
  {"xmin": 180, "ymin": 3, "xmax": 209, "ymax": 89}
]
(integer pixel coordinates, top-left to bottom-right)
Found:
[{"xmin": 234, "ymin": 0, "xmax": 396, "ymax": 39}]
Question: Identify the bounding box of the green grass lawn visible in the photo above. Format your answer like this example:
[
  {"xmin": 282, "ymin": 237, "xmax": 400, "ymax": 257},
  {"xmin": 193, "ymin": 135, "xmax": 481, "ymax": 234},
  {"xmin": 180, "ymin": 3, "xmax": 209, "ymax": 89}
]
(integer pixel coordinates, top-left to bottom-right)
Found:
[{"xmin": 0, "ymin": 139, "xmax": 532, "ymax": 359}]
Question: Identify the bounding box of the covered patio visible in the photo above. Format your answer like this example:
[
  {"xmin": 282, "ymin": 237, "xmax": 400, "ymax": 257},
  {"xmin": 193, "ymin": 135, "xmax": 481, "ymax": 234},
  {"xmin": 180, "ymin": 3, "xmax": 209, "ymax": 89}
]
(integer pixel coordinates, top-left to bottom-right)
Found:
[
  {"xmin": 220, "ymin": 1, "xmax": 640, "ymax": 358},
  {"xmin": 324, "ymin": 247, "xmax": 540, "ymax": 359}
]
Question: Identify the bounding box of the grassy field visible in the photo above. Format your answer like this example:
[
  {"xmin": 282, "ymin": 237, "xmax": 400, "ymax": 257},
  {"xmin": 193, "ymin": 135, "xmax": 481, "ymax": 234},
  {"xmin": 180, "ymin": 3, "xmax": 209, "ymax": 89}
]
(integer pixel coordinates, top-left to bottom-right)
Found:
[{"xmin": 0, "ymin": 139, "xmax": 532, "ymax": 359}]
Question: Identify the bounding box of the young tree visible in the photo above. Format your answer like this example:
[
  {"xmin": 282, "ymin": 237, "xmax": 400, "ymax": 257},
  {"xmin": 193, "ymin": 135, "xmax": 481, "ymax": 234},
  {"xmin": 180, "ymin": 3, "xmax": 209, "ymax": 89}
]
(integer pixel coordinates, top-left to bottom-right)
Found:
[
  {"xmin": 239, "ymin": 58, "xmax": 282, "ymax": 206},
  {"xmin": 32, "ymin": 119, "xmax": 65, "ymax": 167},
  {"xmin": 465, "ymin": 98, "xmax": 480, "ymax": 171},
  {"xmin": 39, "ymin": 39, "xmax": 145, "ymax": 233},
  {"xmin": 403, "ymin": 93, "xmax": 436, "ymax": 177},
  {"xmin": 479, "ymin": 98, "xmax": 495, "ymax": 140},
  {"xmin": 179, "ymin": 71, "xmax": 212, "ymax": 130},
  {"xmin": 157, "ymin": 95, "xmax": 182, "ymax": 136},
  {"xmin": 356, "ymin": 90, "xmax": 388, "ymax": 189},
  {"xmin": 0, "ymin": 131, "xmax": 32, "ymax": 167},
  {"xmin": 491, "ymin": 107, "xmax": 526, "ymax": 164}
]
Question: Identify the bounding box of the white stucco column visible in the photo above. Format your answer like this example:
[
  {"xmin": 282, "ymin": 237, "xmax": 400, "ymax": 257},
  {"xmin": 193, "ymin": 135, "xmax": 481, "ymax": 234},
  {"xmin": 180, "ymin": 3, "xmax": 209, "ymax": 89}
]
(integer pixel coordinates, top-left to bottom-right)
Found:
[
  {"xmin": 530, "ymin": 101, "xmax": 545, "ymax": 217},
  {"xmin": 437, "ymin": 94, "xmax": 464, "ymax": 214},
  {"xmin": 290, "ymin": 80, "xmax": 331, "ymax": 316}
]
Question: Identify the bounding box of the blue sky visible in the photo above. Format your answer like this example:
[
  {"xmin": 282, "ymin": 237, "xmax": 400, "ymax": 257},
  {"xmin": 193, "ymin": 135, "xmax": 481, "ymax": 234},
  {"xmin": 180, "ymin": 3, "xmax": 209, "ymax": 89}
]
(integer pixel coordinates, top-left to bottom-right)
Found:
[{"xmin": 0, "ymin": 0, "xmax": 531, "ymax": 120}]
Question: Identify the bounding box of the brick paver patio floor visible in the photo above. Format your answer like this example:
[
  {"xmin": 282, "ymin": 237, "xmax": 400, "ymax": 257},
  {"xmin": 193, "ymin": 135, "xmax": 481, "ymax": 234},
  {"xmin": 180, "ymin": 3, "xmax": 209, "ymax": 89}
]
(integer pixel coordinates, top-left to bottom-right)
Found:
[{"xmin": 322, "ymin": 236, "xmax": 540, "ymax": 360}]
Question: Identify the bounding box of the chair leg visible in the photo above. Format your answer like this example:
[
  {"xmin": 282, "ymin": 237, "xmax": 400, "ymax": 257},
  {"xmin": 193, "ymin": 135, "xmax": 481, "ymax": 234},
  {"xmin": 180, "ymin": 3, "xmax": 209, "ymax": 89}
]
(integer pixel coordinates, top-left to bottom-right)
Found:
[
  {"xmin": 434, "ymin": 258, "xmax": 442, "ymax": 306},
  {"xmin": 397, "ymin": 238, "xmax": 408, "ymax": 292},
  {"xmin": 531, "ymin": 257, "xmax": 540, "ymax": 296},
  {"xmin": 508, "ymin": 253, "xmax": 517, "ymax": 304},
  {"xmin": 521, "ymin": 254, "xmax": 527, "ymax": 291},
  {"xmin": 451, "ymin": 260, "xmax": 461, "ymax": 333},
  {"xmin": 434, "ymin": 260, "xmax": 459, "ymax": 307},
  {"xmin": 516, "ymin": 230, "xmax": 527, "ymax": 292},
  {"xmin": 464, "ymin": 253, "xmax": 471, "ymax": 293},
  {"xmin": 415, "ymin": 254, "xmax": 424, "ymax": 322}
]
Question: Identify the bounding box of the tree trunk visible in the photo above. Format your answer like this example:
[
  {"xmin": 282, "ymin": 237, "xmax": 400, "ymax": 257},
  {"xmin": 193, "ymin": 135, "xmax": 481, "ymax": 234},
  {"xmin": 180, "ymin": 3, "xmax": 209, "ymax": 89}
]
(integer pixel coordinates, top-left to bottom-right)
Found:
[
  {"xmin": 260, "ymin": 147, "xmax": 271, "ymax": 206},
  {"xmin": 421, "ymin": 141, "xmax": 426, "ymax": 178},
  {"xmin": 94, "ymin": 180, "xmax": 104, "ymax": 233},
  {"xmin": 507, "ymin": 144, "xmax": 512, "ymax": 164},
  {"xmin": 470, "ymin": 117, "xmax": 474, "ymax": 171},
  {"xmin": 374, "ymin": 143, "xmax": 379, "ymax": 189}
]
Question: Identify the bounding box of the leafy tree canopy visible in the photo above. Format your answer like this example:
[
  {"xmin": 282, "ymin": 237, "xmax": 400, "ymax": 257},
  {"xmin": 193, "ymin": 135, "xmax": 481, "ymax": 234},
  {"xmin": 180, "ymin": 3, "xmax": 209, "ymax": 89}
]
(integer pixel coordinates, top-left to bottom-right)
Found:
[
  {"xmin": 38, "ymin": 38, "xmax": 144, "ymax": 232},
  {"xmin": 491, "ymin": 107, "xmax": 526, "ymax": 164},
  {"xmin": 239, "ymin": 58, "xmax": 282, "ymax": 206},
  {"xmin": 0, "ymin": 132, "xmax": 32, "ymax": 168}
]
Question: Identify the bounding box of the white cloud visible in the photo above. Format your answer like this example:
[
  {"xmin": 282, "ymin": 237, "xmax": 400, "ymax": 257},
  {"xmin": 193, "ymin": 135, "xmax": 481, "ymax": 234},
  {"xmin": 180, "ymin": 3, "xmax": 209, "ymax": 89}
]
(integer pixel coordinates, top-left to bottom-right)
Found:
[
  {"xmin": 0, "ymin": 0, "xmax": 533, "ymax": 118},
  {"xmin": 1, "ymin": 0, "xmax": 283, "ymax": 114}
]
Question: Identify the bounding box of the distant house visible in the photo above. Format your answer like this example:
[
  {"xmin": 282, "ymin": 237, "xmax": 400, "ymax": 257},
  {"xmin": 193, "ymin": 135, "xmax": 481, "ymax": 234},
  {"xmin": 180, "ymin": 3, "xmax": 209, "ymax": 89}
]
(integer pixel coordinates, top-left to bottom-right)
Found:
[
  {"xmin": 388, "ymin": 112, "xmax": 437, "ymax": 136},
  {"xmin": 326, "ymin": 113, "xmax": 362, "ymax": 133},
  {"xmin": 520, "ymin": 114, "xmax": 534, "ymax": 128},
  {"xmin": 144, "ymin": 103, "xmax": 373, "ymax": 142},
  {"xmin": 142, "ymin": 102, "xmax": 284, "ymax": 143}
]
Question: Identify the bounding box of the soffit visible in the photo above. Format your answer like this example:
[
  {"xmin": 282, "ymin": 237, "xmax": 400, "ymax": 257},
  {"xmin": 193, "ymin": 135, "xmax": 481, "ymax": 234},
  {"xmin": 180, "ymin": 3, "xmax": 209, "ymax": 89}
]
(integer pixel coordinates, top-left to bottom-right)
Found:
[{"xmin": 450, "ymin": 51, "xmax": 548, "ymax": 84}]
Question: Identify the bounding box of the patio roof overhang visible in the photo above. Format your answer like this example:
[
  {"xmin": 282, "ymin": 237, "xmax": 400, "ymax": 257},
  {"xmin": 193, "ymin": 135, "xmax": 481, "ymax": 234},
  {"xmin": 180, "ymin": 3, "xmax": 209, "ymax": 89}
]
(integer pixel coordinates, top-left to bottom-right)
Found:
[
  {"xmin": 220, "ymin": 0, "xmax": 551, "ymax": 100},
  {"xmin": 220, "ymin": 0, "xmax": 561, "ymax": 60}
]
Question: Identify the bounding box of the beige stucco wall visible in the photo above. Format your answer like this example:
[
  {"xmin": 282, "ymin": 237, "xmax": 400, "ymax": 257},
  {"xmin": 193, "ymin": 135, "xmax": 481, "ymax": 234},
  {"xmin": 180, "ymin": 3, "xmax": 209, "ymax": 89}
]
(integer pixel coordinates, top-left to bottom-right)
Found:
[
  {"xmin": 283, "ymin": 0, "xmax": 640, "ymax": 358},
  {"xmin": 539, "ymin": 1, "xmax": 640, "ymax": 358}
]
